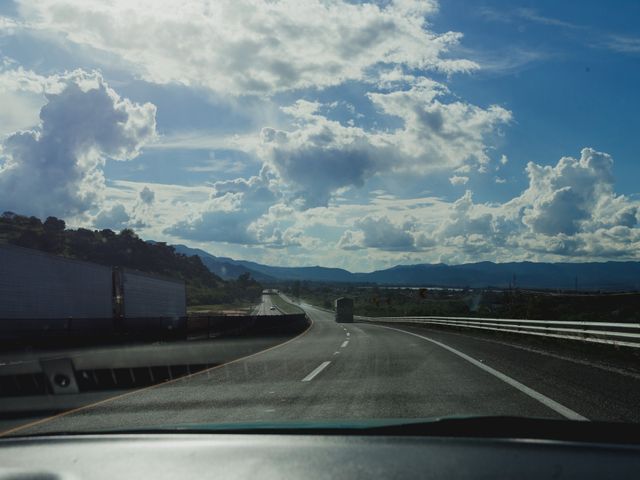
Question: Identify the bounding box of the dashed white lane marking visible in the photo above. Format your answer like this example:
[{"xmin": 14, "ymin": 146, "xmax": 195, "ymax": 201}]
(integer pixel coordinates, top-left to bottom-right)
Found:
[
  {"xmin": 302, "ymin": 361, "xmax": 332, "ymax": 382},
  {"xmin": 334, "ymin": 351, "xmax": 340, "ymax": 355},
  {"xmin": 346, "ymin": 332, "xmax": 350, "ymax": 337},
  {"xmin": 372, "ymin": 324, "xmax": 588, "ymax": 421},
  {"xmin": 341, "ymin": 340, "xmax": 349, "ymax": 348}
]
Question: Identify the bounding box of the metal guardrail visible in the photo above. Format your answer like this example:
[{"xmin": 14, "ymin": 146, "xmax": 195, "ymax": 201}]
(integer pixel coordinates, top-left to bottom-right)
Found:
[{"xmin": 356, "ymin": 315, "xmax": 640, "ymax": 349}]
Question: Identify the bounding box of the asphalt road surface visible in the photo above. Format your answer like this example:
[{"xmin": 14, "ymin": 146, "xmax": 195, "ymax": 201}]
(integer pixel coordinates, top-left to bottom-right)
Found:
[
  {"xmin": 3, "ymin": 298, "xmax": 640, "ymax": 436},
  {"xmin": 251, "ymin": 294, "xmax": 281, "ymax": 316}
]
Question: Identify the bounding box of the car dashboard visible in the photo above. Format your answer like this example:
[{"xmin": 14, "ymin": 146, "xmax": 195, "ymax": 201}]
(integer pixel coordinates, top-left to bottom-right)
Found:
[{"xmin": 0, "ymin": 432, "xmax": 639, "ymax": 479}]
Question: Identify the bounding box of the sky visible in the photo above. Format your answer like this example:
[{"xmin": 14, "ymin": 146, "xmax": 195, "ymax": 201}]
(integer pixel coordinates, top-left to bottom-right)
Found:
[{"xmin": 0, "ymin": 0, "xmax": 639, "ymax": 271}]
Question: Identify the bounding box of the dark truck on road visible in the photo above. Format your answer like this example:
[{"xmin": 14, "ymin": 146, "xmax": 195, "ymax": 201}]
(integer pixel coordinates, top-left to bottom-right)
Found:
[{"xmin": 335, "ymin": 297, "xmax": 354, "ymax": 323}]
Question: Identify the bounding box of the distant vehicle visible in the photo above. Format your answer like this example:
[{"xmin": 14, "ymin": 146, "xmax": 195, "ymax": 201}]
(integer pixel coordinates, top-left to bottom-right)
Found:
[
  {"xmin": 0, "ymin": 243, "xmax": 186, "ymax": 337},
  {"xmin": 270, "ymin": 306, "xmax": 276, "ymax": 311},
  {"xmin": 335, "ymin": 297, "xmax": 354, "ymax": 323}
]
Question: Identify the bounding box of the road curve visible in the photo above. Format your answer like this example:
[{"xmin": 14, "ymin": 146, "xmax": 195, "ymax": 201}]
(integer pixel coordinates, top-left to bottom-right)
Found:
[{"xmin": 7, "ymin": 299, "xmax": 640, "ymax": 435}]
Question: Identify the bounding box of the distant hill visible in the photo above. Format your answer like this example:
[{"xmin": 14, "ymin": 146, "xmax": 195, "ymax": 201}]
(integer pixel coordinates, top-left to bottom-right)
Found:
[
  {"xmin": 358, "ymin": 261, "xmax": 640, "ymax": 290},
  {"xmin": 172, "ymin": 244, "xmax": 354, "ymax": 283},
  {"xmin": 233, "ymin": 260, "xmax": 354, "ymax": 283},
  {"xmin": 176, "ymin": 244, "xmax": 640, "ymax": 291},
  {"xmin": 172, "ymin": 244, "xmax": 277, "ymax": 282}
]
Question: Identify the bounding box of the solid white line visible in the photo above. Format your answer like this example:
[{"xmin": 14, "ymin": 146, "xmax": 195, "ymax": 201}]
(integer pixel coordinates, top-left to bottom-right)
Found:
[
  {"xmin": 373, "ymin": 325, "xmax": 588, "ymax": 421},
  {"xmin": 434, "ymin": 328, "xmax": 640, "ymax": 380},
  {"xmin": 302, "ymin": 361, "xmax": 331, "ymax": 382},
  {"xmin": 341, "ymin": 340, "xmax": 349, "ymax": 348}
]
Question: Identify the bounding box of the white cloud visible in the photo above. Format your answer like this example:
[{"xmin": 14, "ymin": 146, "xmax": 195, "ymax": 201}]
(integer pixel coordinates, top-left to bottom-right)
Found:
[
  {"xmin": 374, "ymin": 66, "xmax": 418, "ymax": 88},
  {"xmin": 100, "ymin": 179, "xmax": 210, "ymax": 237},
  {"xmin": 431, "ymin": 191, "xmax": 498, "ymax": 246},
  {"xmin": 330, "ymin": 149, "xmax": 639, "ymax": 263},
  {"xmin": 0, "ymin": 69, "xmax": 156, "ymax": 219},
  {"xmin": 478, "ymin": 6, "xmax": 580, "ymax": 30},
  {"xmin": 336, "ymin": 211, "xmax": 439, "ymax": 253},
  {"xmin": 259, "ymin": 102, "xmax": 387, "ymax": 208},
  {"xmin": 517, "ymin": 148, "xmax": 621, "ymax": 235},
  {"xmin": 150, "ymin": 131, "xmax": 261, "ymax": 152},
  {"xmin": 16, "ymin": 0, "xmax": 477, "ymax": 96},
  {"xmin": 0, "ymin": 16, "xmax": 22, "ymax": 35},
  {"xmin": 449, "ymin": 175, "xmax": 469, "ymax": 186},
  {"xmin": 441, "ymin": 149, "xmax": 640, "ymax": 260},
  {"xmin": 184, "ymin": 156, "xmax": 249, "ymax": 174},
  {"xmin": 0, "ymin": 62, "xmax": 52, "ymax": 95},
  {"xmin": 605, "ymin": 35, "xmax": 640, "ymax": 54},
  {"xmin": 337, "ymin": 229, "xmax": 365, "ymax": 251},
  {"xmin": 165, "ymin": 167, "xmax": 286, "ymax": 245},
  {"xmin": 94, "ymin": 203, "xmax": 130, "ymax": 230},
  {"xmin": 3, "ymin": 3, "xmax": 636, "ymax": 269},
  {"xmin": 139, "ymin": 186, "xmax": 155, "ymax": 205},
  {"xmin": 368, "ymin": 80, "xmax": 512, "ymax": 170},
  {"xmin": 100, "ymin": 148, "xmax": 638, "ymax": 267},
  {"xmin": 355, "ymin": 215, "xmax": 417, "ymax": 251},
  {"xmin": 119, "ymin": 185, "xmax": 157, "ymax": 229},
  {"xmin": 107, "ymin": 180, "xmax": 210, "ymax": 206},
  {"xmin": 0, "ymin": 61, "xmax": 53, "ymax": 135},
  {"xmin": 259, "ymin": 82, "xmax": 511, "ymax": 208},
  {"xmin": 0, "ymin": 90, "xmax": 43, "ymax": 135}
]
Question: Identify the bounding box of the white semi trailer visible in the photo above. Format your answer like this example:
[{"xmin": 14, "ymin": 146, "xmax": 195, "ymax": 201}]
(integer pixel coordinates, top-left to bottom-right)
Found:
[
  {"xmin": 0, "ymin": 243, "xmax": 186, "ymax": 336},
  {"xmin": 116, "ymin": 268, "xmax": 187, "ymax": 332}
]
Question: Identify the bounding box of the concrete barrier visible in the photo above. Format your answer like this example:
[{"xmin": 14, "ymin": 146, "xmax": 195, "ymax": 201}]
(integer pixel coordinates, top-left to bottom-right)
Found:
[
  {"xmin": 187, "ymin": 313, "xmax": 309, "ymax": 339},
  {"xmin": 0, "ymin": 312, "xmax": 311, "ymax": 398}
]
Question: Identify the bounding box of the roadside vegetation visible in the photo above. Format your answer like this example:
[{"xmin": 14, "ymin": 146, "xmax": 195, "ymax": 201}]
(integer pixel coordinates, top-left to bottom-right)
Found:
[
  {"xmin": 187, "ymin": 302, "xmax": 256, "ymax": 315},
  {"xmin": 281, "ymin": 281, "xmax": 640, "ymax": 322},
  {"xmin": 0, "ymin": 212, "xmax": 262, "ymax": 307}
]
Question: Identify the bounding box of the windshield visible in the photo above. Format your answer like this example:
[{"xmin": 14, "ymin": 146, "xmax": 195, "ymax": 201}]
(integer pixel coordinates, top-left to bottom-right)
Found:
[{"xmin": 1, "ymin": 0, "xmax": 639, "ymax": 439}]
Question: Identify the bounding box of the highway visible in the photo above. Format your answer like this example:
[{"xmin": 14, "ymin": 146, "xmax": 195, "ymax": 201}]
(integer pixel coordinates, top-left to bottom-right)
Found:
[
  {"xmin": 251, "ymin": 294, "xmax": 281, "ymax": 316},
  {"xmin": 3, "ymin": 296, "xmax": 640, "ymax": 436}
]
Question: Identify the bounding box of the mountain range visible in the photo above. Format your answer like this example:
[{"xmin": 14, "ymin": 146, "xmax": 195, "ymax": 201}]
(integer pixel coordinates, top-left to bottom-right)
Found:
[{"xmin": 173, "ymin": 245, "xmax": 640, "ymax": 291}]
